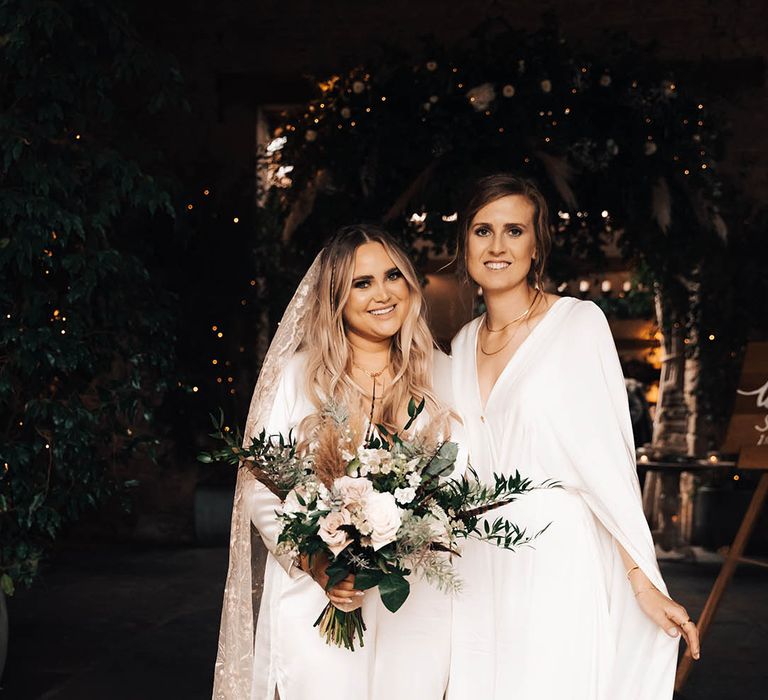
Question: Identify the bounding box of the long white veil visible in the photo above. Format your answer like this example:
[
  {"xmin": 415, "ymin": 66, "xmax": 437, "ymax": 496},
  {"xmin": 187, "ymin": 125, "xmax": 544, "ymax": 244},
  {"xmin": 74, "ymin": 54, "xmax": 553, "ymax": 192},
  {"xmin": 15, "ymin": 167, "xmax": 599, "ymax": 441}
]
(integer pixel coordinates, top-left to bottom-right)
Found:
[{"xmin": 213, "ymin": 253, "xmax": 322, "ymax": 699}]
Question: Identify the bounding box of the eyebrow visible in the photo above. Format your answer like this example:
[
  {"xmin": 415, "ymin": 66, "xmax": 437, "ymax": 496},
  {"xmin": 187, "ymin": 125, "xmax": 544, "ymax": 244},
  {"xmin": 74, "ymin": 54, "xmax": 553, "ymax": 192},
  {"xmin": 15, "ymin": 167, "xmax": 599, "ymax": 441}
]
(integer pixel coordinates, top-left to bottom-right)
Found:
[
  {"xmin": 472, "ymin": 221, "xmax": 528, "ymax": 229},
  {"xmin": 351, "ymin": 266, "xmax": 401, "ymax": 283}
]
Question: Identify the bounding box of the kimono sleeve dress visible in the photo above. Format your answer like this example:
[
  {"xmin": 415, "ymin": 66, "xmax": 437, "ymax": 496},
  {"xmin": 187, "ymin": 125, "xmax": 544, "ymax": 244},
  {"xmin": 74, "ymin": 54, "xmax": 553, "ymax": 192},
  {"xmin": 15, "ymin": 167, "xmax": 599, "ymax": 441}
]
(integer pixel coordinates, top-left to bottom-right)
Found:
[
  {"xmin": 245, "ymin": 350, "xmax": 454, "ymax": 700},
  {"xmin": 446, "ymin": 297, "xmax": 678, "ymax": 700}
]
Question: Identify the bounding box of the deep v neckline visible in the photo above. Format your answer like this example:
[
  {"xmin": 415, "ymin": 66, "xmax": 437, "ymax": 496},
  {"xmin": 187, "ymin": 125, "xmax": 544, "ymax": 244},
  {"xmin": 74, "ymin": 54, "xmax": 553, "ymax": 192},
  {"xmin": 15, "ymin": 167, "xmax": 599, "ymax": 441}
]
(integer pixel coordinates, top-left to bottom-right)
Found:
[{"xmin": 474, "ymin": 296, "xmax": 568, "ymax": 412}]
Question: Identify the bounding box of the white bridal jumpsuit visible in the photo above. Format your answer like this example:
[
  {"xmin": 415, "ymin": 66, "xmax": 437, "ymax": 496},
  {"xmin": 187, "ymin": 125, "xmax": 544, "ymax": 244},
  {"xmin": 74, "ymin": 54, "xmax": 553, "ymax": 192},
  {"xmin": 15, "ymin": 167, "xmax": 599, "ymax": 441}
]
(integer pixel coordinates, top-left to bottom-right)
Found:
[{"xmin": 447, "ymin": 297, "xmax": 678, "ymax": 700}]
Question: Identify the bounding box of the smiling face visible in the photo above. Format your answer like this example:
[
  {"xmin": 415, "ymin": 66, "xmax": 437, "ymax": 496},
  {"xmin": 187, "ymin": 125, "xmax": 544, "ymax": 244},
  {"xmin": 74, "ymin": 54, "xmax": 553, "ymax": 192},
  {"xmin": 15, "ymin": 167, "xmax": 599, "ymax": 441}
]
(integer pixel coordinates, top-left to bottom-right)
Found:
[
  {"xmin": 342, "ymin": 241, "xmax": 411, "ymax": 345},
  {"xmin": 466, "ymin": 194, "xmax": 537, "ymax": 294}
]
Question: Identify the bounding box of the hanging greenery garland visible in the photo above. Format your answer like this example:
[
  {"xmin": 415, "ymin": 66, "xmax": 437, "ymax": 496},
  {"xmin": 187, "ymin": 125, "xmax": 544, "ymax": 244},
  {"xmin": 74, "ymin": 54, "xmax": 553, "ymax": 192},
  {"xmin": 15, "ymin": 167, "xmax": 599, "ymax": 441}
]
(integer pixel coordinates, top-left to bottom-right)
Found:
[{"xmin": 262, "ymin": 22, "xmax": 726, "ymax": 299}]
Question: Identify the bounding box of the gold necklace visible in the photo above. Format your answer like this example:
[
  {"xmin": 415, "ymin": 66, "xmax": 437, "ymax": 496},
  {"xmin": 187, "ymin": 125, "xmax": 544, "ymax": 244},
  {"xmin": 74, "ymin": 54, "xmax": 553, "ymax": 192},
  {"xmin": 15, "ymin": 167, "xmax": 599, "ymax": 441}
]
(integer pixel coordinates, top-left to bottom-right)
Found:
[
  {"xmin": 353, "ymin": 363, "xmax": 387, "ymax": 380},
  {"xmin": 479, "ymin": 292, "xmax": 541, "ymax": 356},
  {"xmin": 484, "ymin": 303, "xmax": 532, "ymax": 333},
  {"xmin": 479, "ymin": 319, "xmax": 526, "ymax": 356}
]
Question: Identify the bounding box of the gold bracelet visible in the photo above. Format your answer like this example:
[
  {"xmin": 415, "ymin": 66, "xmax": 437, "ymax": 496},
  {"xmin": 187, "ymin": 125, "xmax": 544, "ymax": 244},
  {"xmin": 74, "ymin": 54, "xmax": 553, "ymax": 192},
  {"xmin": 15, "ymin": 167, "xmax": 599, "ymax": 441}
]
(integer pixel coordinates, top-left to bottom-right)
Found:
[{"xmin": 626, "ymin": 565, "xmax": 640, "ymax": 579}]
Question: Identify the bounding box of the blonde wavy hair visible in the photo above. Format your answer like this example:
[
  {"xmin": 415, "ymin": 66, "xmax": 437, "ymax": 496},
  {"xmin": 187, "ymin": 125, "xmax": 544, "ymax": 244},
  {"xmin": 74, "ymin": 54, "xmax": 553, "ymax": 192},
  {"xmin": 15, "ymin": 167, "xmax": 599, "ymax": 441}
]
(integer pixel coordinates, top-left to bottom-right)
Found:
[{"xmin": 299, "ymin": 224, "xmax": 445, "ymax": 438}]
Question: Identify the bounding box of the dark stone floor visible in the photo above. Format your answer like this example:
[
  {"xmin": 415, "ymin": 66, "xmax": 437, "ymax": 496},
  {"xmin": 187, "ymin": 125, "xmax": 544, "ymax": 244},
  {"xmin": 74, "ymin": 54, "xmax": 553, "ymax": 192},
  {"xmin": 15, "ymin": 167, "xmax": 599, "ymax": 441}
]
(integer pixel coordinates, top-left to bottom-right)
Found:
[{"xmin": 1, "ymin": 543, "xmax": 766, "ymax": 699}]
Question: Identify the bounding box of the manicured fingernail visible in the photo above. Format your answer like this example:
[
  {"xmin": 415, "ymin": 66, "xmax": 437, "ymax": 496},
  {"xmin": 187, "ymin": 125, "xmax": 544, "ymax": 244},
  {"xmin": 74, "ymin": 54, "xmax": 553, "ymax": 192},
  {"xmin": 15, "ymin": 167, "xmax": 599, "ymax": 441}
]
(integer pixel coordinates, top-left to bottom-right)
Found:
[
  {"xmin": 694, "ymin": 653, "xmax": 700, "ymax": 659},
  {"xmin": 668, "ymin": 628, "xmax": 679, "ymax": 637},
  {"xmin": 355, "ymin": 591, "xmax": 365, "ymax": 596}
]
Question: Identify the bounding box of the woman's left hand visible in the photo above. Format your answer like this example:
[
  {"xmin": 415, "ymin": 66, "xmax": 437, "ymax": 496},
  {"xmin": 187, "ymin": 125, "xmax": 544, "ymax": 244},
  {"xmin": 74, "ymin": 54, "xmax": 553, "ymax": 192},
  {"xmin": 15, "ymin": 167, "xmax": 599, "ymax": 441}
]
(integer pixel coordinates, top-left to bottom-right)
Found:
[{"xmin": 633, "ymin": 576, "xmax": 700, "ymax": 659}]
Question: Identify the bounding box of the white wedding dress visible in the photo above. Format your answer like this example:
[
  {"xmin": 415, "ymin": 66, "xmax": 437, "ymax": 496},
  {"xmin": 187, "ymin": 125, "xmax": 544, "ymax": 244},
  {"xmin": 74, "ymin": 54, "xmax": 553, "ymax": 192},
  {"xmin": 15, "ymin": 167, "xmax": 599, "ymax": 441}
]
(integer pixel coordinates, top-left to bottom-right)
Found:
[
  {"xmin": 247, "ymin": 350, "xmax": 455, "ymax": 700},
  {"xmin": 446, "ymin": 297, "xmax": 678, "ymax": 700}
]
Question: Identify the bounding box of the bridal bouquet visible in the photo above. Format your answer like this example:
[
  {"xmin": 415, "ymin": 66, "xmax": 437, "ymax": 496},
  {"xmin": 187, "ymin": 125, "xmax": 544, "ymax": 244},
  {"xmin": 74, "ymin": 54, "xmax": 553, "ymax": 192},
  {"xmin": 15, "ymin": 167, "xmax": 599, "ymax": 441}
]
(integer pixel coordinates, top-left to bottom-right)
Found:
[{"xmin": 199, "ymin": 401, "xmax": 556, "ymax": 650}]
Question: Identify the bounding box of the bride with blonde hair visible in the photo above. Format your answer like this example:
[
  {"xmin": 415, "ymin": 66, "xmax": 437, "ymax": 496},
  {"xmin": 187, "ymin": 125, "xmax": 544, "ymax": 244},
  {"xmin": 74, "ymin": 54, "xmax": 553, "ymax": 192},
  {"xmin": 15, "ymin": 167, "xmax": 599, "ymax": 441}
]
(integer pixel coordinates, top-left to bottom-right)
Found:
[{"xmin": 213, "ymin": 224, "xmax": 455, "ymax": 700}]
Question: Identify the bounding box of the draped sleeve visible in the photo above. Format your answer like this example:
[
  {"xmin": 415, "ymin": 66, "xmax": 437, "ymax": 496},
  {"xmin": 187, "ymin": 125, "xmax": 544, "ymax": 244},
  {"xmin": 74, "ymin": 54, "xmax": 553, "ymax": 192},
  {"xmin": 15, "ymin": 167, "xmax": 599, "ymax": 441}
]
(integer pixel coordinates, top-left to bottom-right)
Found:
[
  {"xmin": 548, "ymin": 301, "xmax": 666, "ymax": 592},
  {"xmin": 242, "ymin": 353, "xmax": 306, "ymax": 579}
]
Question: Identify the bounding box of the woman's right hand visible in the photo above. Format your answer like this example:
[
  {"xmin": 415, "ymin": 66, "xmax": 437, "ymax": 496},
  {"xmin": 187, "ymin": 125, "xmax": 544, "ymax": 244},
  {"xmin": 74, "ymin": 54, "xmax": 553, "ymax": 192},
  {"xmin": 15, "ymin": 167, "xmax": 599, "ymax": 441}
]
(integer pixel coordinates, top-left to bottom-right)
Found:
[{"xmin": 300, "ymin": 552, "xmax": 365, "ymax": 611}]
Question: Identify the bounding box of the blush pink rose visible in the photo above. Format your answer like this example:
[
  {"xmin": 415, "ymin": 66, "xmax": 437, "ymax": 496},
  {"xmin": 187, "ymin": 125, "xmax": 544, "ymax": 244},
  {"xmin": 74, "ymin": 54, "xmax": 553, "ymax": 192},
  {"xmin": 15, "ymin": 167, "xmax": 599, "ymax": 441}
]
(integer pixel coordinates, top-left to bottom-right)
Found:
[
  {"xmin": 318, "ymin": 509, "xmax": 353, "ymax": 556},
  {"xmin": 334, "ymin": 476, "xmax": 374, "ymax": 507}
]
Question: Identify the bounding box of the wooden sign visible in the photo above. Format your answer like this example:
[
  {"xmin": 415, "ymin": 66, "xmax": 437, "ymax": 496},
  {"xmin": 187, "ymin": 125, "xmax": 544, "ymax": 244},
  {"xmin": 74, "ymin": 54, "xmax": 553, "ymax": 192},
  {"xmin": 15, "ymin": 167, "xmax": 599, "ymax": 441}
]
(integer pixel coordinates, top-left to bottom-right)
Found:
[
  {"xmin": 676, "ymin": 342, "xmax": 768, "ymax": 691},
  {"xmin": 722, "ymin": 341, "xmax": 768, "ymax": 453}
]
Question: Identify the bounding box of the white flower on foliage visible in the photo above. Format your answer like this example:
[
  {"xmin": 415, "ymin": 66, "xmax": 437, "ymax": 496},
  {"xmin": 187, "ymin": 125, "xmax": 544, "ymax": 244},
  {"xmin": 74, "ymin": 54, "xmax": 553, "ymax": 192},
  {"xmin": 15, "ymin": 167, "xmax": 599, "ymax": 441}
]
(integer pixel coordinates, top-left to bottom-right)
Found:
[
  {"xmin": 352, "ymin": 510, "xmax": 373, "ymax": 536},
  {"xmin": 318, "ymin": 509, "xmax": 353, "ymax": 556},
  {"xmin": 358, "ymin": 447, "xmax": 391, "ymax": 475},
  {"xmin": 394, "ymin": 486, "xmax": 417, "ymax": 505},
  {"xmin": 334, "ymin": 475, "xmax": 374, "ymax": 507},
  {"xmin": 466, "ymin": 83, "xmax": 496, "ymax": 112},
  {"xmin": 406, "ymin": 472, "xmax": 422, "ymax": 488},
  {"xmin": 282, "ymin": 487, "xmax": 308, "ymax": 516},
  {"xmin": 316, "ymin": 483, "xmax": 331, "ymax": 510},
  {"xmin": 365, "ymin": 491, "xmax": 402, "ymax": 550}
]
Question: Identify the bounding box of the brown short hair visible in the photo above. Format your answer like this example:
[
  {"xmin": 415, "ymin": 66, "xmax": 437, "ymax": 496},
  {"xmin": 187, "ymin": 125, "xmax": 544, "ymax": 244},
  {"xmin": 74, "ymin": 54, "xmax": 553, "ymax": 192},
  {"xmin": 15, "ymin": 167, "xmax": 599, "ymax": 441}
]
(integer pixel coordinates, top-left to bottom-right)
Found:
[{"xmin": 456, "ymin": 173, "xmax": 552, "ymax": 291}]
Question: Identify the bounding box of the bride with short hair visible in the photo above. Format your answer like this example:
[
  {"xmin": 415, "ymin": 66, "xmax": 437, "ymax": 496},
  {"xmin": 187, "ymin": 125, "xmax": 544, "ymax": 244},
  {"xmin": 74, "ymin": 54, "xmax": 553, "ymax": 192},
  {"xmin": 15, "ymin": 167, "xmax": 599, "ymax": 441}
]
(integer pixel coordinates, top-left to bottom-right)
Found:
[{"xmin": 214, "ymin": 224, "xmax": 455, "ymax": 700}]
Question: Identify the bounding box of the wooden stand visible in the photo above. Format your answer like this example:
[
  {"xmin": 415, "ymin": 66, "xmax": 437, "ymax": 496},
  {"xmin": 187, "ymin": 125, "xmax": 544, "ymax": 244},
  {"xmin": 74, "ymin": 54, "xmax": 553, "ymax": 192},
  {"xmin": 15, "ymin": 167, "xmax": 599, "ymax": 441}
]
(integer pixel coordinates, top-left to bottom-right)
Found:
[{"xmin": 674, "ymin": 446, "xmax": 768, "ymax": 692}]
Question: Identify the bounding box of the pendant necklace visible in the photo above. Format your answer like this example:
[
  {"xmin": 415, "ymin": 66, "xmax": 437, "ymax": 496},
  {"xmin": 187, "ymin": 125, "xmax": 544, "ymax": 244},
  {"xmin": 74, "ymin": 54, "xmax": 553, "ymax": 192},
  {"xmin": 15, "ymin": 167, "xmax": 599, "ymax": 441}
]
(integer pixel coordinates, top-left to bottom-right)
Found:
[{"xmin": 354, "ymin": 362, "xmax": 388, "ymax": 441}]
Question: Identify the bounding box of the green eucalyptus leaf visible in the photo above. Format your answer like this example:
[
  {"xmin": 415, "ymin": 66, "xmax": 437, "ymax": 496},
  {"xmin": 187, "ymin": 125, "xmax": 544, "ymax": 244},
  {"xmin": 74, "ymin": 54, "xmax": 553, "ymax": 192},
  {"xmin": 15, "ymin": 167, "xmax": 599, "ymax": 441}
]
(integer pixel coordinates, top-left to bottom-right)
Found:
[{"xmin": 378, "ymin": 573, "xmax": 410, "ymax": 613}]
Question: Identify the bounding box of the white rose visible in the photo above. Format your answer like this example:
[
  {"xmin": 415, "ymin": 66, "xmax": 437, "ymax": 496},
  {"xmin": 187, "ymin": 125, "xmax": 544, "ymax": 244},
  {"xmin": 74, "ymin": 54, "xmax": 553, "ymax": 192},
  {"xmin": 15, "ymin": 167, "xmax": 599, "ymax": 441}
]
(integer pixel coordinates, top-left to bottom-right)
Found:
[
  {"xmin": 364, "ymin": 491, "xmax": 402, "ymax": 551},
  {"xmin": 334, "ymin": 475, "xmax": 374, "ymax": 507},
  {"xmin": 466, "ymin": 82, "xmax": 496, "ymax": 112},
  {"xmin": 318, "ymin": 509, "xmax": 353, "ymax": 556}
]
